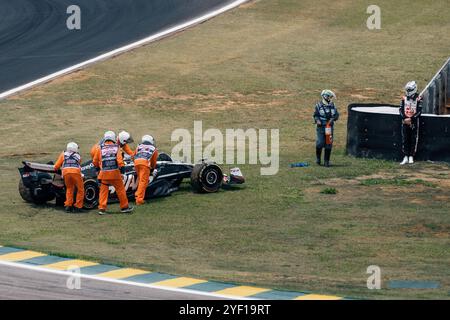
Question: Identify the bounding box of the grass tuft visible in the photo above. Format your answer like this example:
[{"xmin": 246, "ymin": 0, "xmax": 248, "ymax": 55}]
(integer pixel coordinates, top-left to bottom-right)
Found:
[{"xmin": 320, "ymin": 187, "xmax": 338, "ymax": 195}]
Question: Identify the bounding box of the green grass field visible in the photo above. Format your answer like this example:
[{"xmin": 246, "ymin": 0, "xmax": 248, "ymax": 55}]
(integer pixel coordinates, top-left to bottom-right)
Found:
[{"xmin": 0, "ymin": 0, "xmax": 449, "ymax": 299}]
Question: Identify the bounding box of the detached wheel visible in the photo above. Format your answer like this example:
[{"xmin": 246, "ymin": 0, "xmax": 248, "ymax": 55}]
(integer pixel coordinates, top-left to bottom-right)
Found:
[
  {"xmin": 191, "ymin": 162, "xmax": 223, "ymax": 193},
  {"xmin": 83, "ymin": 179, "xmax": 99, "ymax": 209},
  {"xmin": 18, "ymin": 179, "xmax": 53, "ymax": 204},
  {"xmin": 18, "ymin": 179, "xmax": 33, "ymax": 203}
]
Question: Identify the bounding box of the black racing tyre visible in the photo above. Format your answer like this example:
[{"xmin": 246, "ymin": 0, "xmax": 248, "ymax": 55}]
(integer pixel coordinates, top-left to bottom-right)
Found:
[
  {"xmin": 18, "ymin": 179, "xmax": 53, "ymax": 204},
  {"xmin": 55, "ymin": 195, "xmax": 65, "ymax": 207},
  {"xmin": 18, "ymin": 179, "xmax": 34, "ymax": 203},
  {"xmin": 83, "ymin": 179, "xmax": 99, "ymax": 209},
  {"xmin": 190, "ymin": 162, "xmax": 223, "ymax": 193}
]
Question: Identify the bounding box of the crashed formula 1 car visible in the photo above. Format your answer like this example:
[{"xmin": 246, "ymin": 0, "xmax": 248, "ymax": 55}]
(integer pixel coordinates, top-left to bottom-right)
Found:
[{"xmin": 18, "ymin": 153, "xmax": 245, "ymax": 209}]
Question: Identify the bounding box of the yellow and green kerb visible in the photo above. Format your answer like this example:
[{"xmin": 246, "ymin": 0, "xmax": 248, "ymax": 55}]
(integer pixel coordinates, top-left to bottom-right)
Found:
[{"xmin": 0, "ymin": 245, "xmax": 346, "ymax": 300}]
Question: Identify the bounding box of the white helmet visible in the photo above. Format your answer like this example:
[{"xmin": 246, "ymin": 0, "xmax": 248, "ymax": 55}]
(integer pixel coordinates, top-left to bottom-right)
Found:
[
  {"xmin": 66, "ymin": 142, "xmax": 79, "ymax": 153},
  {"xmin": 405, "ymin": 81, "xmax": 418, "ymax": 97},
  {"xmin": 104, "ymin": 130, "xmax": 116, "ymax": 142},
  {"xmin": 142, "ymin": 135, "xmax": 155, "ymax": 146},
  {"xmin": 118, "ymin": 131, "xmax": 133, "ymax": 145},
  {"xmin": 321, "ymin": 89, "xmax": 336, "ymax": 102}
]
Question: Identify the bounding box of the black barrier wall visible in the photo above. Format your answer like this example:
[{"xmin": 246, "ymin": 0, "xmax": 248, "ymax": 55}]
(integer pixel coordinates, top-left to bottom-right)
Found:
[
  {"xmin": 346, "ymin": 104, "xmax": 450, "ymax": 162},
  {"xmin": 420, "ymin": 58, "xmax": 450, "ymax": 115}
]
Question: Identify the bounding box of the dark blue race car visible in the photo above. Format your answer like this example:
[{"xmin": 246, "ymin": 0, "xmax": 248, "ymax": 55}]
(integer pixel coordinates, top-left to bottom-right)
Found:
[{"xmin": 18, "ymin": 153, "xmax": 245, "ymax": 209}]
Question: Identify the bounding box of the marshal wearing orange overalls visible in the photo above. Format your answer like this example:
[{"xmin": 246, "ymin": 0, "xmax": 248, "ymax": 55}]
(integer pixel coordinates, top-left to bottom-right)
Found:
[
  {"xmin": 93, "ymin": 131, "xmax": 134, "ymax": 215},
  {"xmin": 54, "ymin": 142, "xmax": 84, "ymax": 213},
  {"xmin": 133, "ymin": 135, "xmax": 159, "ymax": 205}
]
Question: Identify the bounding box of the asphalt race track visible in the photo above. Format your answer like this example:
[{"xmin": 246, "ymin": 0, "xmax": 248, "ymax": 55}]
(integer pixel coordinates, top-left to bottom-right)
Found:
[
  {"xmin": 0, "ymin": 0, "xmax": 236, "ymax": 94},
  {"xmin": 0, "ymin": 265, "xmax": 223, "ymax": 300}
]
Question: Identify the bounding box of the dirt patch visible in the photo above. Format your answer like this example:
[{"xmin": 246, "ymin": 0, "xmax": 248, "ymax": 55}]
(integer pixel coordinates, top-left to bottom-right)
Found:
[
  {"xmin": 67, "ymin": 94, "xmax": 130, "ymax": 107},
  {"xmin": 240, "ymin": 0, "xmax": 261, "ymax": 9},
  {"xmin": 5, "ymin": 152, "xmax": 51, "ymax": 158},
  {"xmin": 433, "ymin": 195, "xmax": 450, "ymax": 201},
  {"xmin": 137, "ymin": 88, "xmax": 293, "ymax": 102},
  {"xmin": 404, "ymin": 223, "xmax": 450, "ymax": 239},
  {"xmin": 8, "ymin": 71, "xmax": 94, "ymax": 101},
  {"xmin": 134, "ymin": 88, "xmax": 292, "ymax": 112},
  {"xmin": 135, "ymin": 88, "xmax": 227, "ymax": 102},
  {"xmin": 326, "ymin": 177, "xmax": 360, "ymax": 186},
  {"xmin": 8, "ymin": 88, "xmax": 53, "ymax": 100},
  {"xmin": 305, "ymin": 183, "xmax": 367, "ymax": 204},
  {"xmin": 198, "ymin": 98, "xmax": 286, "ymax": 113},
  {"xmin": 347, "ymin": 87, "xmax": 380, "ymax": 101},
  {"xmin": 356, "ymin": 164, "xmax": 450, "ymax": 189},
  {"xmin": 66, "ymin": 99, "xmax": 105, "ymax": 106},
  {"xmin": 350, "ymin": 94, "xmax": 371, "ymax": 100},
  {"xmin": 49, "ymin": 71, "xmax": 93, "ymax": 86},
  {"xmin": 316, "ymin": 163, "xmax": 450, "ymax": 205}
]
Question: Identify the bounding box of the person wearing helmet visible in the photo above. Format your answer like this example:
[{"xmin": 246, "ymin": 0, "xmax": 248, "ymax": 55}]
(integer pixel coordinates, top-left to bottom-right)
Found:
[
  {"xmin": 90, "ymin": 130, "xmax": 134, "ymax": 159},
  {"xmin": 313, "ymin": 89, "xmax": 339, "ymax": 167},
  {"xmin": 118, "ymin": 130, "xmax": 135, "ymax": 157},
  {"xmin": 90, "ymin": 130, "xmax": 116, "ymax": 159},
  {"xmin": 54, "ymin": 142, "xmax": 84, "ymax": 213},
  {"xmin": 133, "ymin": 135, "xmax": 159, "ymax": 205},
  {"xmin": 93, "ymin": 131, "xmax": 133, "ymax": 215},
  {"xmin": 399, "ymin": 81, "xmax": 422, "ymax": 165}
]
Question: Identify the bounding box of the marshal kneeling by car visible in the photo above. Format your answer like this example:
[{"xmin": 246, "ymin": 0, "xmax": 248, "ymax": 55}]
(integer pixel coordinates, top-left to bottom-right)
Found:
[{"xmin": 18, "ymin": 153, "xmax": 245, "ymax": 210}]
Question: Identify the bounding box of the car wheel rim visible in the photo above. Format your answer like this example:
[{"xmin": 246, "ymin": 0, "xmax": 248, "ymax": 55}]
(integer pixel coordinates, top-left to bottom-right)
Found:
[
  {"xmin": 85, "ymin": 186, "xmax": 96, "ymax": 202},
  {"xmin": 206, "ymin": 170, "xmax": 218, "ymax": 185}
]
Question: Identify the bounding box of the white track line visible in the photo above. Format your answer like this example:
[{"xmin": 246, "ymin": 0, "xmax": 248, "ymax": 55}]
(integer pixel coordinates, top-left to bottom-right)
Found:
[
  {"xmin": 0, "ymin": 0, "xmax": 249, "ymax": 100},
  {"xmin": 0, "ymin": 260, "xmax": 254, "ymax": 300}
]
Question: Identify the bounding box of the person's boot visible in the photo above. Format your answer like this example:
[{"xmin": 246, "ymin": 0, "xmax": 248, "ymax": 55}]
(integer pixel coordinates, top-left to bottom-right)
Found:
[
  {"xmin": 72, "ymin": 207, "xmax": 83, "ymax": 214},
  {"xmin": 316, "ymin": 148, "xmax": 322, "ymax": 165},
  {"xmin": 400, "ymin": 156, "xmax": 408, "ymax": 165},
  {"xmin": 408, "ymin": 156, "xmax": 414, "ymax": 164},
  {"xmin": 324, "ymin": 149, "xmax": 332, "ymax": 167},
  {"xmin": 64, "ymin": 206, "xmax": 72, "ymax": 213},
  {"xmin": 121, "ymin": 206, "xmax": 134, "ymax": 214}
]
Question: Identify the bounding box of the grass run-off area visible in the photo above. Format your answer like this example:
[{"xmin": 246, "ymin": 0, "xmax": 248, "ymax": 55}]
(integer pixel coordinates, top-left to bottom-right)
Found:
[{"xmin": 0, "ymin": 0, "xmax": 449, "ymax": 299}]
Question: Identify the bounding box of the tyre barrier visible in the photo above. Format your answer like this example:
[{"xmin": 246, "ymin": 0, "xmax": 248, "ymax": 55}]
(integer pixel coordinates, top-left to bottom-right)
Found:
[{"xmin": 346, "ymin": 103, "xmax": 450, "ymax": 162}]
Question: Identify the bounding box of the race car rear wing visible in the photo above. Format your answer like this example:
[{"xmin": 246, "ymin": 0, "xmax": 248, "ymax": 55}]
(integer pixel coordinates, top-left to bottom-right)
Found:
[{"xmin": 22, "ymin": 161, "xmax": 57, "ymax": 173}]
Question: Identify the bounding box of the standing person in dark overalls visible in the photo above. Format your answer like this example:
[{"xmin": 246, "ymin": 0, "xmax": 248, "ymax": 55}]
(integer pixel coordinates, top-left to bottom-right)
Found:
[
  {"xmin": 399, "ymin": 81, "xmax": 422, "ymax": 165},
  {"xmin": 313, "ymin": 90, "xmax": 339, "ymax": 167}
]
